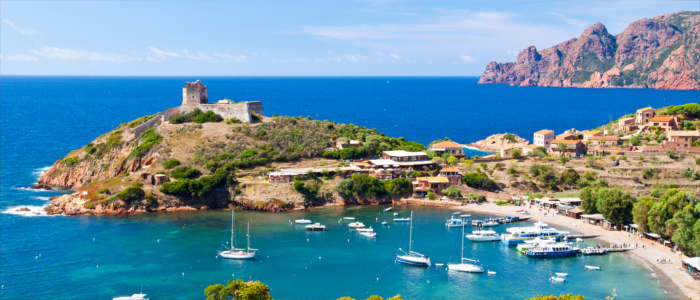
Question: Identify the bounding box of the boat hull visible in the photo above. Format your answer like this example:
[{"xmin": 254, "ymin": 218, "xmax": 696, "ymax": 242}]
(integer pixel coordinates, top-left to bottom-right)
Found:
[
  {"xmin": 525, "ymin": 249, "xmax": 578, "ymax": 258},
  {"xmin": 218, "ymin": 250, "xmax": 256, "ymax": 260},
  {"xmin": 466, "ymin": 235, "xmax": 500, "ymax": 242},
  {"xmin": 396, "ymin": 255, "xmax": 430, "ymax": 267},
  {"xmin": 447, "ymin": 263, "xmax": 484, "ymax": 273}
]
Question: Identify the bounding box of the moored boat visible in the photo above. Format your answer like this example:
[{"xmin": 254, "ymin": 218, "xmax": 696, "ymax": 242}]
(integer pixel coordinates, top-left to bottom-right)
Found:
[
  {"xmin": 445, "ymin": 217, "xmax": 466, "ymax": 228},
  {"xmin": 585, "ymin": 265, "xmax": 601, "ymax": 270},
  {"xmin": 396, "ymin": 211, "xmax": 430, "ymax": 267},
  {"xmin": 393, "ymin": 217, "xmax": 410, "ymax": 222},
  {"xmin": 525, "ymin": 241, "xmax": 578, "ymax": 258},
  {"xmin": 305, "ymin": 223, "xmax": 326, "ymax": 231},
  {"xmin": 113, "ymin": 294, "xmax": 148, "ymax": 300},
  {"xmin": 555, "ymin": 272, "xmax": 568, "ymax": 277},
  {"xmin": 295, "ymin": 219, "xmax": 312, "ymax": 224},
  {"xmin": 466, "ymin": 230, "xmax": 500, "ymax": 242},
  {"xmin": 343, "ymin": 217, "xmax": 356, "ymax": 220},
  {"xmin": 550, "ymin": 276, "xmax": 566, "ymax": 283},
  {"xmin": 580, "ymin": 247, "xmax": 607, "ymax": 255},
  {"xmin": 500, "ymin": 221, "xmax": 567, "ymax": 245},
  {"xmin": 348, "ymin": 222, "xmax": 365, "ymax": 228},
  {"xmin": 218, "ymin": 211, "xmax": 257, "ymax": 260},
  {"xmin": 447, "ymin": 225, "xmax": 484, "ymax": 273}
]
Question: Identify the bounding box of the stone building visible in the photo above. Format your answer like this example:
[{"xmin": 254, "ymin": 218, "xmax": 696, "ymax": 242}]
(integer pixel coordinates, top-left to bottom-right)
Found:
[
  {"xmin": 180, "ymin": 80, "xmax": 264, "ymax": 123},
  {"xmin": 533, "ymin": 129, "xmax": 554, "ymax": 149},
  {"xmin": 429, "ymin": 140, "xmax": 465, "ymax": 157},
  {"xmin": 636, "ymin": 107, "xmax": 655, "ymax": 125}
]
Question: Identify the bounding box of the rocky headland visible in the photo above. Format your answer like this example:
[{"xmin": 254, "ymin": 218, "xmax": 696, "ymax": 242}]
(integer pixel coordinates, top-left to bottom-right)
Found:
[{"xmin": 479, "ymin": 11, "xmax": 700, "ymax": 90}]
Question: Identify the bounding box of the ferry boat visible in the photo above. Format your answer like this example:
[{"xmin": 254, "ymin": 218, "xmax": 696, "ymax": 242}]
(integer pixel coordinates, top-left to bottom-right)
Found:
[
  {"xmin": 525, "ymin": 241, "xmax": 578, "ymax": 258},
  {"xmin": 445, "ymin": 217, "xmax": 466, "ymax": 228},
  {"xmin": 466, "ymin": 230, "xmax": 500, "ymax": 242},
  {"xmin": 516, "ymin": 237, "xmax": 553, "ymax": 252},
  {"xmin": 396, "ymin": 211, "xmax": 430, "ymax": 267},
  {"xmin": 500, "ymin": 221, "xmax": 567, "ymax": 245}
]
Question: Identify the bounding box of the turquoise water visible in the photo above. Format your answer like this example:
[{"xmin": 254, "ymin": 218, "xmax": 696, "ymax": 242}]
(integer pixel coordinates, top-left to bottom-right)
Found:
[{"xmin": 2, "ymin": 76, "xmax": 694, "ymax": 299}]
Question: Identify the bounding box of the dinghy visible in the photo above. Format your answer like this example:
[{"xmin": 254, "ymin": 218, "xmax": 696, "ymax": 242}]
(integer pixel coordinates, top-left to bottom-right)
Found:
[
  {"xmin": 550, "ymin": 276, "xmax": 566, "ymax": 283},
  {"xmin": 585, "ymin": 265, "xmax": 601, "ymax": 270},
  {"xmin": 555, "ymin": 272, "xmax": 568, "ymax": 277}
]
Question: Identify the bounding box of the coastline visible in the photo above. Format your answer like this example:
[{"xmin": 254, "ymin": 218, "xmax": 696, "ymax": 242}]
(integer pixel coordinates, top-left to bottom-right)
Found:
[{"xmin": 397, "ymin": 199, "xmax": 696, "ymax": 300}]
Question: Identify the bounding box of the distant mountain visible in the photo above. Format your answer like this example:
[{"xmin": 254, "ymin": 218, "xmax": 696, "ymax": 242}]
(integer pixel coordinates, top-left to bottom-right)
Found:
[{"xmin": 478, "ymin": 11, "xmax": 700, "ymax": 90}]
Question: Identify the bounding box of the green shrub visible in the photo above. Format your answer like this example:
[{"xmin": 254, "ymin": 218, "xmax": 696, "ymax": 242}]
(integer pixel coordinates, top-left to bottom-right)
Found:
[
  {"xmin": 162, "ymin": 158, "xmax": 181, "ymax": 169},
  {"xmin": 98, "ymin": 188, "xmax": 111, "ymax": 195},
  {"xmin": 130, "ymin": 128, "xmax": 162, "ymax": 158},
  {"xmin": 169, "ymin": 108, "xmax": 223, "ymax": 124},
  {"xmin": 642, "ymin": 168, "xmax": 658, "ymax": 180},
  {"xmin": 462, "ymin": 172, "xmax": 499, "ymax": 191},
  {"xmin": 385, "ymin": 178, "xmax": 412, "ymax": 196},
  {"xmin": 116, "ymin": 185, "xmax": 145, "ymax": 205},
  {"xmin": 226, "ymin": 117, "xmax": 242, "ymax": 124},
  {"xmin": 171, "ymin": 166, "xmax": 202, "ymax": 179},
  {"xmin": 442, "ymin": 186, "xmax": 462, "ymax": 199},
  {"xmin": 61, "ymin": 156, "xmax": 80, "ymax": 168}
]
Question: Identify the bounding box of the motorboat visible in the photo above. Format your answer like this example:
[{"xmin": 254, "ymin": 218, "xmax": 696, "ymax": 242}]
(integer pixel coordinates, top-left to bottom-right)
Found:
[
  {"xmin": 555, "ymin": 272, "xmax": 568, "ymax": 277},
  {"xmin": 525, "ymin": 241, "xmax": 578, "ymax": 258},
  {"xmin": 585, "ymin": 265, "xmax": 601, "ymax": 270},
  {"xmin": 218, "ymin": 211, "xmax": 257, "ymax": 260},
  {"xmin": 580, "ymin": 247, "xmax": 607, "ymax": 255},
  {"xmin": 348, "ymin": 222, "xmax": 365, "ymax": 228},
  {"xmin": 445, "ymin": 217, "xmax": 466, "ymax": 228},
  {"xmin": 500, "ymin": 221, "xmax": 567, "ymax": 245},
  {"xmin": 395, "ymin": 211, "xmax": 430, "ymax": 267},
  {"xmin": 295, "ymin": 219, "xmax": 312, "ymax": 224},
  {"xmin": 452, "ymin": 211, "xmax": 461, "ymax": 215},
  {"xmin": 384, "ymin": 207, "xmax": 393, "ymax": 212},
  {"xmin": 516, "ymin": 237, "xmax": 553, "ymax": 252},
  {"xmin": 356, "ymin": 227, "xmax": 374, "ymax": 233},
  {"xmin": 471, "ymin": 220, "xmax": 483, "ymax": 226},
  {"xmin": 381, "ymin": 221, "xmax": 389, "ymax": 225},
  {"xmin": 393, "ymin": 212, "xmax": 399, "ymax": 216},
  {"xmin": 487, "ymin": 270, "xmax": 497, "ymax": 276},
  {"xmin": 359, "ymin": 231, "xmax": 377, "ymax": 238},
  {"xmin": 305, "ymin": 223, "xmax": 326, "ymax": 231},
  {"xmin": 393, "ymin": 217, "xmax": 410, "ymax": 222},
  {"xmin": 447, "ymin": 224, "xmax": 484, "ymax": 273},
  {"xmin": 113, "ymin": 294, "xmax": 148, "ymax": 300},
  {"xmin": 482, "ymin": 220, "xmax": 500, "ymax": 227},
  {"xmin": 343, "ymin": 217, "xmax": 356, "ymax": 220},
  {"xmin": 466, "ymin": 230, "xmax": 500, "ymax": 242},
  {"xmin": 460, "ymin": 214, "xmax": 471, "ymax": 218},
  {"xmin": 550, "ymin": 276, "xmax": 566, "ymax": 283}
]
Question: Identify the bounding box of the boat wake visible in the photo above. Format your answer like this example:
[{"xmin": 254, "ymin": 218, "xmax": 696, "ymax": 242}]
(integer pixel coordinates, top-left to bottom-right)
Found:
[{"xmin": 2, "ymin": 205, "xmax": 53, "ymax": 217}]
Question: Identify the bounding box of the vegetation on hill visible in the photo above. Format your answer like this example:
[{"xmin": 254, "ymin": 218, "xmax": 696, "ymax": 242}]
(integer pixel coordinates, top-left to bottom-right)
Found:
[
  {"xmin": 204, "ymin": 280, "xmax": 272, "ymax": 300},
  {"xmin": 335, "ymin": 174, "xmax": 412, "ymax": 201},
  {"xmin": 525, "ymin": 294, "xmax": 585, "ymax": 300},
  {"xmin": 170, "ymin": 108, "xmax": 223, "ymax": 124}
]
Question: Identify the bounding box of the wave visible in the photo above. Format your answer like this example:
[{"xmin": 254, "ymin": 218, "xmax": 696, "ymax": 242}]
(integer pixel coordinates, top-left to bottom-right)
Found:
[
  {"xmin": 14, "ymin": 186, "xmax": 53, "ymax": 192},
  {"xmin": 32, "ymin": 196, "xmax": 52, "ymax": 201},
  {"xmin": 2, "ymin": 205, "xmax": 54, "ymax": 217},
  {"xmin": 32, "ymin": 166, "xmax": 51, "ymax": 178}
]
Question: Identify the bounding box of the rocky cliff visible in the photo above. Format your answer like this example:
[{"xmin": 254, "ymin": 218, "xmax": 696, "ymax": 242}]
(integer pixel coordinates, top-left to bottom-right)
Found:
[{"xmin": 478, "ymin": 11, "xmax": 700, "ymax": 90}]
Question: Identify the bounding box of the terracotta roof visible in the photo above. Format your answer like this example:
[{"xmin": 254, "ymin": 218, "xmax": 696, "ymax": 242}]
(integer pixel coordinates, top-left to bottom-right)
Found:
[
  {"xmin": 552, "ymin": 139, "xmax": 581, "ymax": 144},
  {"xmin": 440, "ymin": 166, "xmax": 459, "ymax": 172},
  {"xmin": 415, "ymin": 176, "xmax": 450, "ymax": 183},
  {"xmin": 668, "ymin": 130, "xmax": 700, "ymax": 137},
  {"xmin": 649, "ymin": 115, "xmax": 675, "ymax": 122},
  {"xmin": 430, "ymin": 140, "xmax": 463, "ymax": 149},
  {"xmin": 525, "ymin": 144, "xmax": 540, "ymax": 149},
  {"xmin": 636, "ymin": 106, "xmax": 654, "ymax": 113},
  {"xmin": 534, "ymin": 129, "xmax": 554, "ymax": 135}
]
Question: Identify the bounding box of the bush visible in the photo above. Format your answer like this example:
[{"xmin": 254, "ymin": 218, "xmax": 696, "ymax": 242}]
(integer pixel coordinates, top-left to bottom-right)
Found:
[
  {"xmin": 162, "ymin": 158, "xmax": 181, "ymax": 169},
  {"xmin": 560, "ymin": 168, "xmax": 580, "ymax": 187},
  {"xmin": 442, "ymin": 186, "xmax": 462, "ymax": 199},
  {"xmin": 169, "ymin": 108, "xmax": 223, "ymax": 124},
  {"xmin": 171, "ymin": 166, "xmax": 202, "ymax": 179},
  {"xmin": 161, "ymin": 164, "xmax": 235, "ymax": 198},
  {"xmin": 130, "ymin": 128, "xmax": 162, "ymax": 158},
  {"xmin": 335, "ymin": 174, "xmax": 387, "ymax": 199},
  {"xmin": 462, "ymin": 172, "xmax": 499, "ymax": 191},
  {"xmin": 226, "ymin": 117, "xmax": 242, "ymax": 124},
  {"xmin": 642, "ymin": 168, "xmax": 658, "ymax": 180},
  {"xmin": 385, "ymin": 178, "xmax": 412, "ymax": 196},
  {"xmin": 61, "ymin": 156, "xmax": 79, "ymax": 168},
  {"xmin": 510, "ymin": 148, "xmax": 523, "ymax": 159},
  {"xmin": 116, "ymin": 185, "xmax": 145, "ymax": 205},
  {"xmin": 502, "ymin": 133, "xmax": 517, "ymax": 143}
]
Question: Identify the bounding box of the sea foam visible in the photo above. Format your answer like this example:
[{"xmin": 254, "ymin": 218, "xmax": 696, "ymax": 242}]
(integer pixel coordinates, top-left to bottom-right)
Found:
[{"xmin": 2, "ymin": 205, "xmax": 53, "ymax": 217}]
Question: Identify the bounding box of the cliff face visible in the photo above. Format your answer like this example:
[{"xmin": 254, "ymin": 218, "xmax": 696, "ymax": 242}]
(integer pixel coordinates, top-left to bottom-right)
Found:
[{"xmin": 479, "ymin": 11, "xmax": 700, "ymax": 90}]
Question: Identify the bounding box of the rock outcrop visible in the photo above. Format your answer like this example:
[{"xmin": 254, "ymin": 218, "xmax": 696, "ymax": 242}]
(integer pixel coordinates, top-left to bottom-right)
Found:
[
  {"xmin": 468, "ymin": 133, "xmax": 529, "ymax": 152},
  {"xmin": 479, "ymin": 11, "xmax": 700, "ymax": 90}
]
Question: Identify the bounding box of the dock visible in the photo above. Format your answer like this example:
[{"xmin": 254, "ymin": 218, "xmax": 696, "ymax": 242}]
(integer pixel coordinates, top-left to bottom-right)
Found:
[
  {"xmin": 605, "ymin": 247, "xmax": 634, "ymax": 253},
  {"xmin": 565, "ymin": 234, "xmax": 599, "ymax": 239}
]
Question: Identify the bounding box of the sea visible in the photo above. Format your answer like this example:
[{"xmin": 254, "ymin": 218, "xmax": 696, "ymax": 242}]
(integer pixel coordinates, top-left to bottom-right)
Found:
[{"xmin": 1, "ymin": 76, "xmax": 696, "ymax": 300}]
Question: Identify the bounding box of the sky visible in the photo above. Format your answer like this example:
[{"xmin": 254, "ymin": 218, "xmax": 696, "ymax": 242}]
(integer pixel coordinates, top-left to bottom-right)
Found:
[{"xmin": 1, "ymin": 0, "xmax": 697, "ymax": 76}]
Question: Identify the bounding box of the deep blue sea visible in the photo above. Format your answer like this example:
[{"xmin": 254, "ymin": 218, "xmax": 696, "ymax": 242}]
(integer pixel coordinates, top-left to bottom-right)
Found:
[{"xmin": 1, "ymin": 76, "xmax": 697, "ymax": 300}]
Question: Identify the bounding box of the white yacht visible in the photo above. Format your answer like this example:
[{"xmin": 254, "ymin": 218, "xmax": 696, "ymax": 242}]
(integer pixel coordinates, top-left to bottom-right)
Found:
[
  {"xmin": 295, "ymin": 219, "xmax": 312, "ymax": 224},
  {"xmin": 113, "ymin": 294, "xmax": 148, "ymax": 300},
  {"xmin": 218, "ymin": 211, "xmax": 257, "ymax": 260},
  {"xmin": 447, "ymin": 225, "xmax": 484, "ymax": 273},
  {"xmin": 357, "ymin": 227, "xmax": 377, "ymax": 238},
  {"xmin": 348, "ymin": 221, "xmax": 365, "ymax": 228},
  {"xmin": 395, "ymin": 211, "xmax": 430, "ymax": 267},
  {"xmin": 500, "ymin": 221, "xmax": 567, "ymax": 245},
  {"xmin": 466, "ymin": 230, "xmax": 500, "ymax": 242}
]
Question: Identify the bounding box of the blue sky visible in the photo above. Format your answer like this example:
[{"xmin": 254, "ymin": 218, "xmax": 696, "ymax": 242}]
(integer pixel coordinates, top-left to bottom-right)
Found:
[{"xmin": 1, "ymin": 0, "xmax": 696, "ymax": 76}]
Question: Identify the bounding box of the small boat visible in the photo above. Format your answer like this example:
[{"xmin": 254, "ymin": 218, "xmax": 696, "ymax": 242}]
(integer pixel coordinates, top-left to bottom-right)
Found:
[
  {"xmin": 305, "ymin": 223, "xmax": 326, "ymax": 231},
  {"xmin": 460, "ymin": 214, "xmax": 471, "ymax": 218},
  {"xmin": 445, "ymin": 217, "xmax": 466, "ymax": 228},
  {"xmin": 452, "ymin": 211, "xmax": 461, "ymax": 215},
  {"xmin": 471, "ymin": 220, "xmax": 483, "ymax": 226},
  {"xmin": 555, "ymin": 272, "xmax": 568, "ymax": 277},
  {"xmin": 500, "ymin": 221, "xmax": 568, "ymax": 245},
  {"xmin": 466, "ymin": 230, "xmax": 500, "ymax": 242},
  {"xmin": 356, "ymin": 227, "xmax": 374, "ymax": 233},
  {"xmin": 113, "ymin": 294, "xmax": 148, "ymax": 300},
  {"xmin": 396, "ymin": 211, "xmax": 430, "ymax": 267},
  {"xmin": 359, "ymin": 231, "xmax": 377, "ymax": 238},
  {"xmin": 295, "ymin": 219, "xmax": 312, "ymax": 224},
  {"xmin": 348, "ymin": 222, "xmax": 365, "ymax": 228},
  {"xmin": 482, "ymin": 220, "xmax": 500, "ymax": 227},
  {"xmin": 343, "ymin": 217, "xmax": 356, "ymax": 221},
  {"xmin": 585, "ymin": 265, "xmax": 601, "ymax": 270},
  {"xmin": 447, "ymin": 223, "xmax": 485, "ymax": 273},
  {"xmin": 381, "ymin": 221, "xmax": 389, "ymax": 225},
  {"xmin": 580, "ymin": 247, "xmax": 607, "ymax": 255},
  {"xmin": 218, "ymin": 211, "xmax": 257, "ymax": 260},
  {"xmin": 393, "ymin": 212, "xmax": 399, "ymax": 216},
  {"xmin": 435, "ymin": 263, "xmax": 445, "ymax": 267},
  {"xmin": 384, "ymin": 207, "xmax": 393, "ymax": 212},
  {"xmin": 487, "ymin": 270, "xmax": 497, "ymax": 276},
  {"xmin": 550, "ymin": 276, "xmax": 566, "ymax": 283},
  {"xmin": 393, "ymin": 217, "xmax": 410, "ymax": 222}
]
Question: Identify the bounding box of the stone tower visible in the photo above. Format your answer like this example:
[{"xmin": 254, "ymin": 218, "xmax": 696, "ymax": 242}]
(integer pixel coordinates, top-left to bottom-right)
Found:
[{"xmin": 182, "ymin": 80, "xmax": 208, "ymax": 105}]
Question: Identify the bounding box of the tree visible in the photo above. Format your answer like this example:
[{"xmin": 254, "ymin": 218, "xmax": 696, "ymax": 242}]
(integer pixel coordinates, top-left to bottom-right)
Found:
[
  {"xmin": 442, "ymin": 186, "xmax": 462, "ymax": 199},
  {"xmin": 462, "ymin": 172, "xmax": 499, "ymax": 191},
  {"xmin": 597, "ymin": 188, "xmax": 635, "ymax": 226},
  {"xmin": 205, "ymin": 280, "xmax": 272, "ymax": 300},
  {"xmin": 510, "ymin": 148, "xmax": 523, "ymax": 159},
  {"xmin": 445, "ymin": 155, "xmax": 458, "ymax": 165},
  {"xmin": 116, "ymin": 185, "xmax": 145, "ymax": 205},
  {"xmin": 294, "ymin": 180, "xmax": 320, "ymax": 208},
  {"xmin": 632, "ymin": 196, "xmax": 653, "ymax": 233},
  {"xmin": 385, "ymin": 178, "xmax": 412, "ymax": 197},
  {"xmin": 560, "ymin": 168, "xmax": 580, "ymax": 187},
  {"xmin": 580, "ymin": 187, "xmax": 598, "ymax": 214},
  {"xmin": 670, "ymin": 202, "xmax": 700, "ymax": 256}
]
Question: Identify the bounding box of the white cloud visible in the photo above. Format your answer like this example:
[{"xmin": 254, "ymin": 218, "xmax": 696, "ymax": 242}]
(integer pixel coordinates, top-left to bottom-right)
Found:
[
  {"xmin": 550, "ymin": 12, "xmax": 589, "ymax": 28},
  {"xmin": 459, "ymin": 55, "xmax": 475, "ymax": 63},
  {"xmin": 389, "ymin": 53, "xmax": 401, "ymax": 60},
  {"xmin": 29, "ymin": 46, "xmax": 135, "ymax": 62},
  {"xmin": 147, "ymin": 47, "xmax": 247, "ymax": 63},
  {"xmin": 2, "ymin": 18, "xmax": 38, "ymax": 36},
  {"xmin": 0, "ymin": 53, "xmax": 39, "ymax": 62}
]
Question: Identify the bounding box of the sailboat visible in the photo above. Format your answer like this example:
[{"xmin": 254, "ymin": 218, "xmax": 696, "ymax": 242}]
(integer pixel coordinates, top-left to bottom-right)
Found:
[
  {"xmin": 447, "ymin": 223, "xmax": 484, "ymax": 273},
  {"xmin": 395, "ymin": 211, "xmax": 431, "ymax": 267},
  {"xmin": 218, "ymin": 210, "xmax": 257, "ymax": 259}
]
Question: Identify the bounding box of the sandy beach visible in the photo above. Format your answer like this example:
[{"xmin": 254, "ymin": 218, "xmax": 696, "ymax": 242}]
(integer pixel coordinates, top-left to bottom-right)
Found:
[{"xmin": 403, "ymin": 200, "xmax": 698, "ymax": 300}]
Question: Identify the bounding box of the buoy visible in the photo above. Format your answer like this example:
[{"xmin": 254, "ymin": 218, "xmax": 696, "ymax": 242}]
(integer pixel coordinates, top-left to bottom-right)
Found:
[
  {"xmin": 306, "ymin": 238, "xmax": 310, "ymax": 243},
  {"xmin": 96, "ymin": 264, "xmax": 99, "ymax": 268},
  {"xmin": 376, "ymin": 277, "xmax": 379, "ymax": 281},
  {"xmin": 92, "ymin": 237, "xmax": 96, "ymax": 242},
  {"xmin": 181, "ymin": 272, "xmax": 185, "ymax": 276},
  {"xmin": 318, "ymin": 256, "xmax": 322, "ymax": 260}
]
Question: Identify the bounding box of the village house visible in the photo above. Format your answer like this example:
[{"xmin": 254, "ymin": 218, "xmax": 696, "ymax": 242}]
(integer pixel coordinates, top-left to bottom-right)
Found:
[
  {"xmin": 533, "ymin": 129, "xmax": 555, "ymax": 149},
  {"xmin": 438, "ymin": 166, "xmax": 462, "ymax": 185},
  {"xmin": 588, "ymin": 146, "xmax": 631, "ymax": 156},
  {"xmin": 648, "ymin": 115, "xmax": 679, "ymax": 131},
  {"xmin": 666, "ymin": 130, "xmax": 700, "ymax": 147},
  {"xmin": 636, "ymin": 106, "xmax": 655, "ymax": 125},
  {"xmin": 412, "ymin": 176, "xmax": 450, "ymax": 196},
  {"xmin": 556, "ymin": 132, "xmax": 579, "ymax": 140},
  {"xmin": 616, "ymin": 117, "xmax": 637, "ymax": 132},
  {"xmin": 587, "ymin": 135, "xmax": 622, "ymax": 146},
  {"xmin": 549, "ymin": 139, "xmax": 587, "ymax": 157},
  {"xmin": 381, "ymin": 150, "xmax": 434, "ymax": 168},
  {"xmin": 428, "ymin": 140, "xmax": 465, "ymax": 157},
  {"xmin": 582, "ymin": 129, "xmax": 603, "ymax": 141}
]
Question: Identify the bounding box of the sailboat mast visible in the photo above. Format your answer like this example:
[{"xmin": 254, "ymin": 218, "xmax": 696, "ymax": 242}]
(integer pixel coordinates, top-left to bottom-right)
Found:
[
  {"xmin": 460, "ymin": 221, "xmax": 465, "ymax": 260},
  {"xmin": 246, "ymin": 221, "xmax": 250, "ymax": 251},
  {"xmin": 230, "ymin": 210, "xmax": 234, "ymax": 249},
  {"xmin": 408, "ymin": 211, "xmax": 413, "ymax": 252}
]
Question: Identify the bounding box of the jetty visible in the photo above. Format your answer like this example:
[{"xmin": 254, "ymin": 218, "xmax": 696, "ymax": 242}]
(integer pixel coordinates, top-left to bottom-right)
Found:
[{"xmin": 565, "ymin": 234, "xmax": 599, "ymax": 239}]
